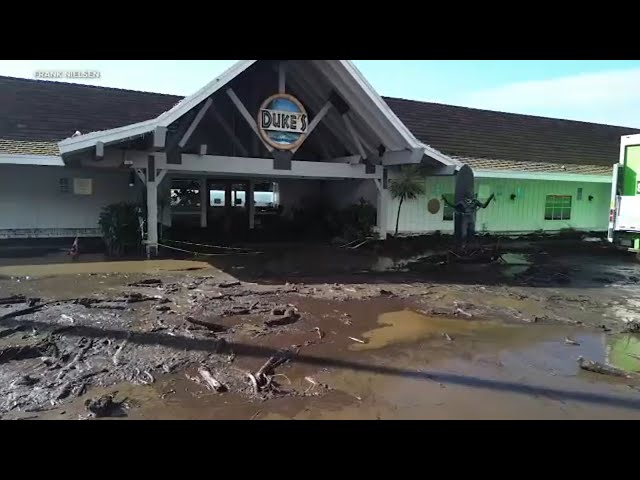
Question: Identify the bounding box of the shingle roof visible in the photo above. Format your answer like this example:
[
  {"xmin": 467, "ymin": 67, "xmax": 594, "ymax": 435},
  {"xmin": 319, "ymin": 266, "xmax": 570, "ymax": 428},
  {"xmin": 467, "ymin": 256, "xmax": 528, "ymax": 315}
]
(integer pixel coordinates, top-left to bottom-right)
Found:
[
  {"xmin": 384, "ymin": 97, "xmax": 640, "ymax": 169},
  {"xmin": 454, "ymin": 156, "xmax": 612, "ymax": 176},
  {"xmin": 0, "ymin": 76, "xmax": 180, "ymax": 143},
  {"xmin": 0, "ymin": 75, "xmax": 637, "ymax": 177}
]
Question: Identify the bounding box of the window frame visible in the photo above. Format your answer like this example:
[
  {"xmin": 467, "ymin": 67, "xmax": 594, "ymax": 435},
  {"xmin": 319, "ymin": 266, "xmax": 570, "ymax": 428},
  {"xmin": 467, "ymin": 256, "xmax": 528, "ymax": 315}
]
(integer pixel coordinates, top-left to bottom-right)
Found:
[{"xmin": 544, "ymin": 194, "xmax": 572, "ymax": 221}]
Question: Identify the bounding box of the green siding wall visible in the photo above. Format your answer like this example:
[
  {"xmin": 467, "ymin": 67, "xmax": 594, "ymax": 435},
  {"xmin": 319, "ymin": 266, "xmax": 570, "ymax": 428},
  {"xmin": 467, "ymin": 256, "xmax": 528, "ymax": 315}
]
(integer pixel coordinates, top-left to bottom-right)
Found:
[
  {"xmin": 387, "ymin": 175, "xmax": 611, "ymax": 234},
  {"xmin": 623, "ymin": 145, "xmax": 640, "ymax": 196}
]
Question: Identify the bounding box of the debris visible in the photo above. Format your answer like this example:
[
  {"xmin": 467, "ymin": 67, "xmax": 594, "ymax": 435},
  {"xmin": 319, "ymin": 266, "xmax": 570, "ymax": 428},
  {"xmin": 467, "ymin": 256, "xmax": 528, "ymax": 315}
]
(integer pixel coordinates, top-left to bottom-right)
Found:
[
  {"xmin": 250, "ymin": 410, "xmax": 262, "ymax": 420},
  {"xmin": 265, "ymin": 307, "xmax": 300, "ymax": 327},
  {"xmin": 155, "ymin": 305, "xmax": 171, "ymax": 312},
  {"xmin": 0, "ymin": 295, "xmax": 27, "ymax": 305},
  {"xmin": 184, "ymin": 316, "xmax": 227, "ymax": 332},
  {"xmin": 197, "ymin": 367, "xmax": 227, "ymax": 392},
  {"xmin": 0, "ymin": 304, "xmax": 45, "ymax": 322},
  {"xmin": 84, "ymin": 393, "xmax": 126, "ymax": 418},
  {"xmin": 246, "ymin": 372, "xmax": 259, "ymax": 395},
  {"xmin": 271, "ymin": 307, "xmax": 286, "ymax": 316},
  {"xmin": 60, "ymin": 314, "xmax": 74, "ymax": 324},
  {"xmin": 454, "ymin": 307, "xmax": 473, "ymax": 318},
  {"xmin": 56, "ymin": 338, "xmax": 94, "ymax": 381},
  {"xmin": 349, "ymin": 336, "xmax": 366, "ymax": 344},
  {"xmin": 218, "ymin": 281, "xmax": 241, "ymax": 288},
  {"xmin": 160, "ymin": 389, "xmax": 176, "ymax": 399},
  {"xmin": 314, "ymin": 327, "xmax": 324, "ymax": 340},
  {"xmin": 128, "ymin": 279, "xmax": 163, "ymax": 287},
  {"xmin": 564, "ymin": 337, "xmax": 580, "ymax": 346},
  {"xmin": 577, "ymin": 356, "xmax": 633, "ymax": 378},
  {"xmin": 622, "ymin": 321, "xmax": 640, "ymax": 334},
  {"xmin": 443, "ymin": 333, "xmax": 453, "ymax": 341},
  {"xmin": 112, "ymin": 338, "xmax": 128, "ymax": 366},
  {"xmin": 379, "ymin": 289, "xmax": 394, "ymax": 296}
]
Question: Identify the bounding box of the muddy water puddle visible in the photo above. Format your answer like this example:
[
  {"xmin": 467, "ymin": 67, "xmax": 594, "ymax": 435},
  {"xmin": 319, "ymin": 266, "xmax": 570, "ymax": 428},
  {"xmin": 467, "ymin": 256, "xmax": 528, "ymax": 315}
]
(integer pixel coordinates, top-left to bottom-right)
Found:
[{"xmin": 0, "ymin": 259, "xmax": 211, "ymax": 278}]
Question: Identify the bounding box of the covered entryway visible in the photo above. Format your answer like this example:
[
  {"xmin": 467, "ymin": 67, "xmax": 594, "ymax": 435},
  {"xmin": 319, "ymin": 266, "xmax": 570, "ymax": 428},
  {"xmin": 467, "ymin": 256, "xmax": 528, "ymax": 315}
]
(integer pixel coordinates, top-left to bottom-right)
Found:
[{"xmin": 57, "ymin": 60, "xmax": 459, "ymax": 256}]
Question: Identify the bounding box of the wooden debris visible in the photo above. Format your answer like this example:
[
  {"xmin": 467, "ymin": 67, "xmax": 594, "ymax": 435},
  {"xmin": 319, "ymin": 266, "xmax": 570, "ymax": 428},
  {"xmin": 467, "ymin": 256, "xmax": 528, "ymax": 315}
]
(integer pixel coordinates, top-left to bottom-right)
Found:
[
  {"xmin": 577, "ymin": 356, "xmax": 632, "ymax": 378},
  {"xmin": 349, "ymin": 336, "xmax": 366, "ymax": 344},
  {"xmin": 197, "ymin": 367, "xmax": 227, "ymax": 392},
  {"xmin": 564, "ymin": 337, "xmax": 580, "ymax": 346},
  {"xmin": 454, "ymin": 307, "xmax": 473, "ymax": 318},
  {"xmin": 218, "ymin": 281, "xmax": 241, "ymax": 288},
  {"xmin": 246, "ymin": 372, "xmax": 259, "ymax": 395},
  {"xmin": 443, "ymin": 333, "xmax": 453, "ymax": 341},
  {"xmin": 0, "ymin": 295, "xmax": 26, "ymax": 305},
  {"xmin": 112, "ymin": 338, "xmax": 128, "ymax": 366},
  {"xmin": 0, "ymin": 304, "xmax": 45, "ymax": 322},
  {"xmin": 184, "ymin": 316, "xmax": 226, "ymax": 332}
]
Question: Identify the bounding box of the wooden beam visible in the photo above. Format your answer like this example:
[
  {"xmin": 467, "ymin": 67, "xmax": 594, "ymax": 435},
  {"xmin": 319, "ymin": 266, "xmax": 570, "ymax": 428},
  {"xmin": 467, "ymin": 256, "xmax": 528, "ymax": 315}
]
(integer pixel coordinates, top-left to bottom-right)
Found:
[
  {"xmin": 199, "ymin": 144, "xmax": 208, "ymax": 155},
  {"xmin": 156, "ymin": 169, "xmax": 168, "ymax": 185},
  {"xmin": 153, "ymin": 126, "xmax": 167, "ymax": 150},
  {"xmin": 210, "ymin": 106, "xmax": 250, "ymax": 157},
  {"xmin": 135, "ymin": 168, "xmax": 146, "ymax": 184},
  {"xmin": 279, "ymin": 62, "xmax": 286, "ymax": 93},
  {"xmin": 178, "ymin": 98, "xmax": 212, "ymax": 149},
  {"xmin": 332, "ymin": 155, "xmax": 362, "ymax": 164},
  {"xmin": 343, "ymin": 114, "xmax": 366, "ymax": 159},
  {"xmin": 291, "ymin": 100, "xmax": 332, "ymax": 154},
  {"xmin": 177, "ymin": 154, "xmax": 382, "ymax": 180},
  {"xmin": 226, "ymin": 88, "xmax": 273, "ymax": 152},
  {"xmin": 95, "ymin": 141, "xmax": 104, "ymax": 160}
]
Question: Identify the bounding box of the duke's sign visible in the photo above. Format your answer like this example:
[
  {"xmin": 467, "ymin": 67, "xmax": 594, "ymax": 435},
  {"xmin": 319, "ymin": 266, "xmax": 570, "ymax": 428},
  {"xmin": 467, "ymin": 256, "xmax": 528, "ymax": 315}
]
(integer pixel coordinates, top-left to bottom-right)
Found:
[{"xmin": 257, "ymin": 93, "xmax": 308, "ymax": 151}]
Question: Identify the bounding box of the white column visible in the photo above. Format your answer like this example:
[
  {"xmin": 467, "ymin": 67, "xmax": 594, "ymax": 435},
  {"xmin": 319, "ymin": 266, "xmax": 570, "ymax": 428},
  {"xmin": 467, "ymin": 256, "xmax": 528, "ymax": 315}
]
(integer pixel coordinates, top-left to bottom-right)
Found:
[
  {"xmin": 200, "ymin": 177, "xmax": 208, "ymax": 228},
  {"xmin": 248, "ymin": 180, "xmax": 255, "ymax": 229},
  {"xmin": 146, "ymin": 181, "xmax": 158, "ymax": 258},
  {"xmin": 376, "ymin": 181, "xmax": 389, "ymax": 239}
]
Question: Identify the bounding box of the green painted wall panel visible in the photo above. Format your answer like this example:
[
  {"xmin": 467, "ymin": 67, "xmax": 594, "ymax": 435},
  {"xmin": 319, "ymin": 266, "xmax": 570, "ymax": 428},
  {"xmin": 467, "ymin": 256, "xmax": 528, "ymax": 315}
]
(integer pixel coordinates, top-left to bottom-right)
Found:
[
  {"xmin": 623, "ymin": 145, "xmax": 640, "ymax": 196},
  {"xmin": 387, "ymin": 174, "xmax": 611, "ymax": 234}
]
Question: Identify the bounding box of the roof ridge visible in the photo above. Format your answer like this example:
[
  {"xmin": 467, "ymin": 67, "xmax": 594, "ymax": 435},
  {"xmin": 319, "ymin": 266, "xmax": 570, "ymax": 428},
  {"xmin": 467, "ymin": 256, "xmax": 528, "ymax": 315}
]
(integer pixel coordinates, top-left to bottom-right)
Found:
[
  {"xmin": 382, "ymin": 95, "xmax": 640, "ymax": 131},
  {"xmin": 0, "ymin": 75, "xmax": 185, "ymax": 99}
]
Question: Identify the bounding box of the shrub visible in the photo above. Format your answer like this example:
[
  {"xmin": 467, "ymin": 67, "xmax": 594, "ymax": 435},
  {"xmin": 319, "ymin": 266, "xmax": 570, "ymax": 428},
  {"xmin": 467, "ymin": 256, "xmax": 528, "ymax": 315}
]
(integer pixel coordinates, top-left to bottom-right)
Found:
[{"xmin": 98, "ymin": 202, "xmax": 143, "ymax": 257}]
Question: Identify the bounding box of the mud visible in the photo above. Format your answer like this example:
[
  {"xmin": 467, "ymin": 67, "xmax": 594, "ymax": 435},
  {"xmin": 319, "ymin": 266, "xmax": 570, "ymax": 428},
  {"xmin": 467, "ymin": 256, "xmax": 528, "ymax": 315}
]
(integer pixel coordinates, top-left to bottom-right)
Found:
[{"xmin": 2, "ymin": 238, "xmax": 640, "ymax": 420}]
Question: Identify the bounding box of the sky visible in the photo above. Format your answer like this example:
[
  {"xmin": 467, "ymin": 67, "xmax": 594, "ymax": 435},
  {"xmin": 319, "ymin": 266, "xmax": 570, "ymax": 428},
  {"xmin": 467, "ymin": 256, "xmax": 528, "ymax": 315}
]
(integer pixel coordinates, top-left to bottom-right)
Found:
[{"xmin": 2, "ymin": 60, "xmax": 640, "ymax": 127}]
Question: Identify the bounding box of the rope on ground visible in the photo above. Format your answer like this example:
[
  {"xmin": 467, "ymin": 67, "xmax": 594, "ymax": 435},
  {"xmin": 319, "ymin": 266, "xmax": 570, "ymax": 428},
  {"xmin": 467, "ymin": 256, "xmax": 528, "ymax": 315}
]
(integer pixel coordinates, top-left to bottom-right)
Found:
[
  {"xmin": 163, "ymin": 239, "xmax": 250, "ymax": 251},
  {"xmin": 155, "ymin": 243, "xmax": 261, "ymax": 256}
]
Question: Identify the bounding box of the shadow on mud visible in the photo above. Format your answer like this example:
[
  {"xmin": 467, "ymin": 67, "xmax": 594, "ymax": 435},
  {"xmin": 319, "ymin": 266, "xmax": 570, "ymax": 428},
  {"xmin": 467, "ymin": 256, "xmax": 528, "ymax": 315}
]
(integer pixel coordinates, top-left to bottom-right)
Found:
[{"xmin": 4, "ymin": 316, "xmax": 640, "ymax": 412}]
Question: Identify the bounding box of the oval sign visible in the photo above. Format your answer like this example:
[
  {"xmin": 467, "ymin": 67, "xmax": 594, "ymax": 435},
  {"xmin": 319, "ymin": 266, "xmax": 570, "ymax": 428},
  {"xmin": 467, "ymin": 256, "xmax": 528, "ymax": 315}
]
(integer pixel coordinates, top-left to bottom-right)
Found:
[{"xmin": 258, "ymin": 93, "xmax": 308, "ymax": 151}]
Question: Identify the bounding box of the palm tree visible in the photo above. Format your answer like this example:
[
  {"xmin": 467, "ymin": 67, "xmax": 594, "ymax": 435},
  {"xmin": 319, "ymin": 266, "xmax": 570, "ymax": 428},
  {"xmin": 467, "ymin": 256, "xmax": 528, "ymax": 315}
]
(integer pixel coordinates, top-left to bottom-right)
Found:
[{"xmin": 388, "ymin": 165, "xmax": 425, "ymax": 237}]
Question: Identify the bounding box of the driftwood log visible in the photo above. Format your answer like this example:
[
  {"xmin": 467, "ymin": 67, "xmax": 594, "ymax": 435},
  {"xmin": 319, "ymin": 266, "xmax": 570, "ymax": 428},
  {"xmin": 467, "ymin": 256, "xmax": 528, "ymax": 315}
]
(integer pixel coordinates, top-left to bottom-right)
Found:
[
  {"xmin": 577, "ymin": 356, "xmax": 633, "ymax": 378},
  {"xmin": 198, "ymin": 367, "xmax": 227, "ymax": 392}
]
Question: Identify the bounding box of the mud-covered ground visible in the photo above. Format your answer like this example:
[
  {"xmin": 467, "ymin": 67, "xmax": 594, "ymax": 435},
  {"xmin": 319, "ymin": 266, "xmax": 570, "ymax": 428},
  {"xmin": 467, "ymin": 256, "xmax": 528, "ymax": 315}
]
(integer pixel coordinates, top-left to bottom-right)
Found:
[{"xmin": 1, "ymin": 237, "xmax": 640, "ymax": 420}]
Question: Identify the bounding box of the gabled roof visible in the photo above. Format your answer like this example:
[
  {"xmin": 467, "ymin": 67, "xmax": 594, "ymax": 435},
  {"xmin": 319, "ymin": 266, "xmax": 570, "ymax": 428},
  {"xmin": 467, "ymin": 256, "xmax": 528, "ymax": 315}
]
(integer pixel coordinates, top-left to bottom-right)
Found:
[
  {"xmin": 54, "ymin": 60, "xmax": 443, "ymax": 163},
  {"xmin": 1, "ymin": 68, "xmax": 638, "ymax": 174}
]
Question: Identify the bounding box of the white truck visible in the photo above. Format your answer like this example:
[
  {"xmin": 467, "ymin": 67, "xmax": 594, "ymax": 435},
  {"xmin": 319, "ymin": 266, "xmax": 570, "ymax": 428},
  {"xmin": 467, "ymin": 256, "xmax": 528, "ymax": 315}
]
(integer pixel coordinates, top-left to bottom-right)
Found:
[{"xmin": 608, "ymin": 134, "xmax": 640, "ymax": 252}]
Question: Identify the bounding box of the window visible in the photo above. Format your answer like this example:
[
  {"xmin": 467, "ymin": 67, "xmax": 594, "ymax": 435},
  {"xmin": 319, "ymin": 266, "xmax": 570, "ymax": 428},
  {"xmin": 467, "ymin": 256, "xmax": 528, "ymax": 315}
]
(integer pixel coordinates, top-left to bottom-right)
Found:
[
  {"xmin": 442, "ymin": 194, "xmax": 454, "ymax": 221},
  {"xmin": 545, "ymin": 195, "xmax": 572, "ymax": 220}
]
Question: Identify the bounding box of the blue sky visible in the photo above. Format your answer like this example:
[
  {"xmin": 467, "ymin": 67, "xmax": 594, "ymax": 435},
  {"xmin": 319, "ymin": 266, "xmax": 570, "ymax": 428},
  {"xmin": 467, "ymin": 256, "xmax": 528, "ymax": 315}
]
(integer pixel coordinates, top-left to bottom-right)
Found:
[{"xmin": 2, "ymin": 60, "xmax": 640, "ymax": 127}]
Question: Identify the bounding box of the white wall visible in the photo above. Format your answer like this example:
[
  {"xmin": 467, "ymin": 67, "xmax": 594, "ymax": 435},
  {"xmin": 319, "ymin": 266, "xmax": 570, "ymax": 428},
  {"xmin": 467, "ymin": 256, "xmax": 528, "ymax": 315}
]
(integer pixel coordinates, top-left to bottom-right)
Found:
[
  {"xmin": 385, "ymin": 172, "xmax": 612, "ymax": 235},
  {"xmin": 0, "ymin": 165, "xmax": 139, "ymax": 238}
]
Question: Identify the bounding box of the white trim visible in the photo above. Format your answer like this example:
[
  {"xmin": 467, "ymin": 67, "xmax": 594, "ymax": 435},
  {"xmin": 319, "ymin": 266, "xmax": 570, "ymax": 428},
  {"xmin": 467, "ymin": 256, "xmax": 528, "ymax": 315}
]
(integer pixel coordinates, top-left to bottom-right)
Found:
[
  {"xmin": 178, "ymin": 98, "xmax": 212, "ymax": 148},
  {"xmin": 58, "ymin": 60, "xmax": 257, "ymax": 153},
  {"xmin": 226, "ymin": 88, "xmax": 273, "ymax": 152},
  {"xmin": 475, "ymin": 169, "xmax": 612, "ymax": 183},
  {"xmin": 176, "ymin": 154, "xmax": 382, "ymax": 180},
  {"xmin": 0, "ymin": 154, "xmax": 65, "ymax": 166},
  {"xmin": 56, "ymin": 59, "xmax": 456, "ymax": 168}
]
